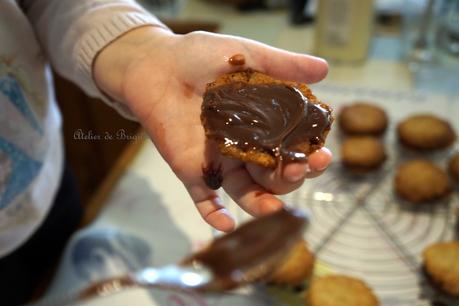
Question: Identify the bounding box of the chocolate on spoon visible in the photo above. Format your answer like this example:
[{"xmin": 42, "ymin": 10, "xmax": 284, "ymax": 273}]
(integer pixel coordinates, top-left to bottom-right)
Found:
[
  {"xmin": 30, "ymin": 208, "xmax": 308, "ymax": 306},
  {"xmin": 183, "ymin": 207, "xmax": 308, "ymax": 290}
]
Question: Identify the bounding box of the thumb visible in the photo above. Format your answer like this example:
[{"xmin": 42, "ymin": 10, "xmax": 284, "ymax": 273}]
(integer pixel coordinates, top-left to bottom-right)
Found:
[{"xmin": 241, "ymin": 37, "xmax": 329, "ymax": 84}]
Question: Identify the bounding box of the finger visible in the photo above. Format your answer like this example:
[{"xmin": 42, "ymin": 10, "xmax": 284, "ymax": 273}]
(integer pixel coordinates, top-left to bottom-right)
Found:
[
  {"xmin": 221, "ymin": 166, "xmax": 284, "ymax": 217},
  {"xmin": 282, "ymin": 162, "xmax": 310, "ymax": 182},
  {"xmin": 246, "ymin": 162, "xmax": 306, "ymax": 195},
  {"xmin": 308, "ymin": 147, "xmax": 333, "ymax": 172},
  {"xmin": 241, "ymin": 38, "xmax": 329, "ymax": 84},
  {"xmin": 246, "ymin": 147, "xmax": 333, "ymax": 194},
  {"xmin": 288, "ymin": 148, "xmax": 332, "ymax": 179},
  {"xmin": 185, "ymin": 182, "xmax": 235, "ymax": 232}
]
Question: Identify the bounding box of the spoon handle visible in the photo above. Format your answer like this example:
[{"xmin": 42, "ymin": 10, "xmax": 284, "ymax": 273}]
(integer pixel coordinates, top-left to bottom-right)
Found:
[{"xmin": 28, "ymin": 265, "xmax": 212, "ymax": 306}]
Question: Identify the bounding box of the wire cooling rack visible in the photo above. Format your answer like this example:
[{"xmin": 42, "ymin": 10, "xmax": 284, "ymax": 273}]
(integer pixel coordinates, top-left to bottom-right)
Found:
[{"xmin": 221, "ymin": 86, "xmax": 459, "ymax": 306}]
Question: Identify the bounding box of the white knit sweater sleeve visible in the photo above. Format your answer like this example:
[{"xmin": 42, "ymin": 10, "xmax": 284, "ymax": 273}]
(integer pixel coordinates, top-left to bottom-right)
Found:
[{"xmin": 21, "ymin": 0, "xmax": 167, "ymax": 118}]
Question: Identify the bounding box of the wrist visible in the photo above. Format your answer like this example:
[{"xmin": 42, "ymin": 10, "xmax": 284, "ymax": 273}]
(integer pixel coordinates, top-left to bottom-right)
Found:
[{"xmin": 93, "ymin": 25, "xmax": 174, "ymax": 102}]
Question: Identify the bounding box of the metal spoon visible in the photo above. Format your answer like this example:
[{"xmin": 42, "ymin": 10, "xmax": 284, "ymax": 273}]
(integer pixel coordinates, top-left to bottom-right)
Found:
[{"xmin": 29, "ymin": 208, "xmax": 308, "ymax": 306}]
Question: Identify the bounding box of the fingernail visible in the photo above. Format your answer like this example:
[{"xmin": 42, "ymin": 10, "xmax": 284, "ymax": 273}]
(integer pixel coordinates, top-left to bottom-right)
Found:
[
  {"xmin": 311, "ymin": 147, "xmax": 332, "ymax": 172},
  {"xmin": 315, "ymin": 164, "xmax": 328, "ymax": 172}
]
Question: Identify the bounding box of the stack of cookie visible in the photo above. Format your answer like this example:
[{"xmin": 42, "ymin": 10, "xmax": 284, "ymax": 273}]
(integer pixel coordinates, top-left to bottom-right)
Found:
[
  {"xmin": 395, "ymin": 114, "xmax": 457, "ymax": 204},
  {"xmin": 338, "ymin": 102, "xmax": 388, "ymax": 173},
  {"xmin": 396, "ymin": 115, "xmax": 459, "ymax": 298},
  {"xmin": 337, "ymin": 103, "xmax": 458, "ymax": 203},
  {"xmin": 338, "ymin": 105, "xmax": 459, "ymax": 299}
]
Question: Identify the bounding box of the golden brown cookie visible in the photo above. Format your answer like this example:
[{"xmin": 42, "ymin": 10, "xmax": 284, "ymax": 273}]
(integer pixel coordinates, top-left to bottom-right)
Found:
[
  {"xmin": 397, "ymin": 114, "xmax": 456, "ymax": 150},
  {"xmin": 341, "ymin": 136, "xmax": 386, "ymax": 173},
  {"xmin": 338, "ymin": 102, "xmax": 388, "ymax": 135},
  {"xmin": 201, "ymin": 70, "xmax": 333, "ymax": 168},
  {"xmin": 423, "ymin": 241, "xmax": 459, "ymax": 296},
  {"xmin": 456, "ymin": 206, "xmax": 459, "ymax": 234},
  {"xmin": 449, "ymin": 153, "xmax": 459, "ymax": 182},
  {"xmin": 394, "ymin": 160, "xmax": 451, "ymax": 203},
  {"xmin": 306, "ymin": 275, "xmax": 379, "ymax": 306},
  {"xmin": 268, "ymin": 239, "xmax": 315, "ymax": 286}
]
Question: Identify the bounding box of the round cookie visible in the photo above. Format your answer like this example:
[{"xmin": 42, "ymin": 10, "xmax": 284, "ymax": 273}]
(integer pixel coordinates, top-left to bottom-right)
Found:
[
  {"xmin": 449, "ymin": 153, "xmax": 459, "ymax": 182},
  {"xmin": 341, "ymin": 136, "xmax": 386, "ymax": 173},
  {"xmin": 423, "ymin": 241, "xmax": 459, "ymax": 296},
  {"xmin": 306, "ymin": 275, "xmax": 379, "ymax": 306},
  {"xmin": 397, "ymin": 114, "xmax": 456, "ymax": 150},
  {"xmin": 338, "ymin": 102, "xmax": 388, "ymax": 135},
  {"xmin": 394, "ymin": 160, "xmax": 451, "ymax": 203},
  {"xmin": 456, "ymin": 206, "xmax": 459, "ymax": 233},
  {"xmin": 269, "ymin": 239, "xmax": 314, "ymax": 286},
  {"xmin": 201, "ymin": 69, "xmax": 333, "ymax": 168}
]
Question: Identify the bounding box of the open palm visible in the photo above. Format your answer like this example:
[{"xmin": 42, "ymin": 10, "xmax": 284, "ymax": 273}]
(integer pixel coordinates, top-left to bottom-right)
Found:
[{"xmin": 97, "ymin": 28, "xmax": 332, "ymax": 232}]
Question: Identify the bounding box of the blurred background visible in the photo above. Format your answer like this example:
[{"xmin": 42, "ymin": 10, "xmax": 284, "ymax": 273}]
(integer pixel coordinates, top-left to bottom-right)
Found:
[{"xmin": 55, "ymin": 0, "xmax": 459, "ymax": 221}]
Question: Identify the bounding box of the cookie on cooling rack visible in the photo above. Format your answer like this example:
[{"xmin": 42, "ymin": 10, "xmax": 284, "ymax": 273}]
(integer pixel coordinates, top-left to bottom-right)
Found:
[
  {"xmin": 394, "ymin": 159, "xmax": 451, "ymax": 203},
  {"xmin": 341, "ymin": 136, "xmax": 386, "ymax": 173},
  {"xmin": 201, "ymin": 69, "xmax": 333, "ymax": 168},
  {"xmin": 397, "ymin": 114, "xmax": 456, "ymax": 151},
  {"xmin": 338, "ymin": 102, "xmax": 388, "ymax": 135},
  {"xmin": 449, "ymin": 153, "xmax": 459, "ymax": 182},
  {"xmin": 306, "ymin": 275, "xmax": 379, "ymax": 306},
  {"xmin": 456, "ymin": 207, "xmax": 459, "ymax": 234},
  {"xmin": 268, "ymin": 239, "xmax": 315, "ymax": 286},
  {"xmin": 423, "ymin": 241, "xmax": 459, "ymax": 297}
]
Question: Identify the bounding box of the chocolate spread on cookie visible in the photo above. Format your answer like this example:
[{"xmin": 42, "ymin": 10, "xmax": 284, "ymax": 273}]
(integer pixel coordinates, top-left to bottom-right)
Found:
[{"xmin": 202, "ymin": 83, "xmax": 331, "ymax": 162}]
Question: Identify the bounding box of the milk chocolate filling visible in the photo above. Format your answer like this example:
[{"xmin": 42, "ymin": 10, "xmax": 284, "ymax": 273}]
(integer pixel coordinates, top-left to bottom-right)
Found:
[{"xmin": 202, "ymin": 82, "xmax": 331, "ymax": 162}]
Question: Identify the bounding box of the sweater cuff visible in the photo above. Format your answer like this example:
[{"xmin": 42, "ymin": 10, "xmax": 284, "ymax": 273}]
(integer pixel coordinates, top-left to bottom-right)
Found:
[{"xmin": 75, "ymin": 12, "xmax": 167, "ymax": 119}]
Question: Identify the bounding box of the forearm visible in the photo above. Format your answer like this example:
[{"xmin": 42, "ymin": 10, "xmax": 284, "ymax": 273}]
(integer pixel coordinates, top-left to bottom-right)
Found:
[{"xmin": 22, "ymin": 0, "xmax": 167, "ymax": 117}]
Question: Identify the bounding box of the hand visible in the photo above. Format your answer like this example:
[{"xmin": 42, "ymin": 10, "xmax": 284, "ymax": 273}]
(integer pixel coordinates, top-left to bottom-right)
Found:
[{"xmin": 94, "ymin": 26, "xmax": 332, "ymax": 232}]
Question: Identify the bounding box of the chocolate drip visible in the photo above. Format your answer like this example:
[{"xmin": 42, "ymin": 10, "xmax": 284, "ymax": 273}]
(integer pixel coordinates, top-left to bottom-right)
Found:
[
  {"xmin": 202, "ymin": 162, "xmax": 223, "ymax": 189},
  {"xmin": 202, "ymin": 83, "xmax": 331, "ymax": 162},
  {"xmin": 228, "ymin": 54, "xmax": 245, "ymax": 66}
]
